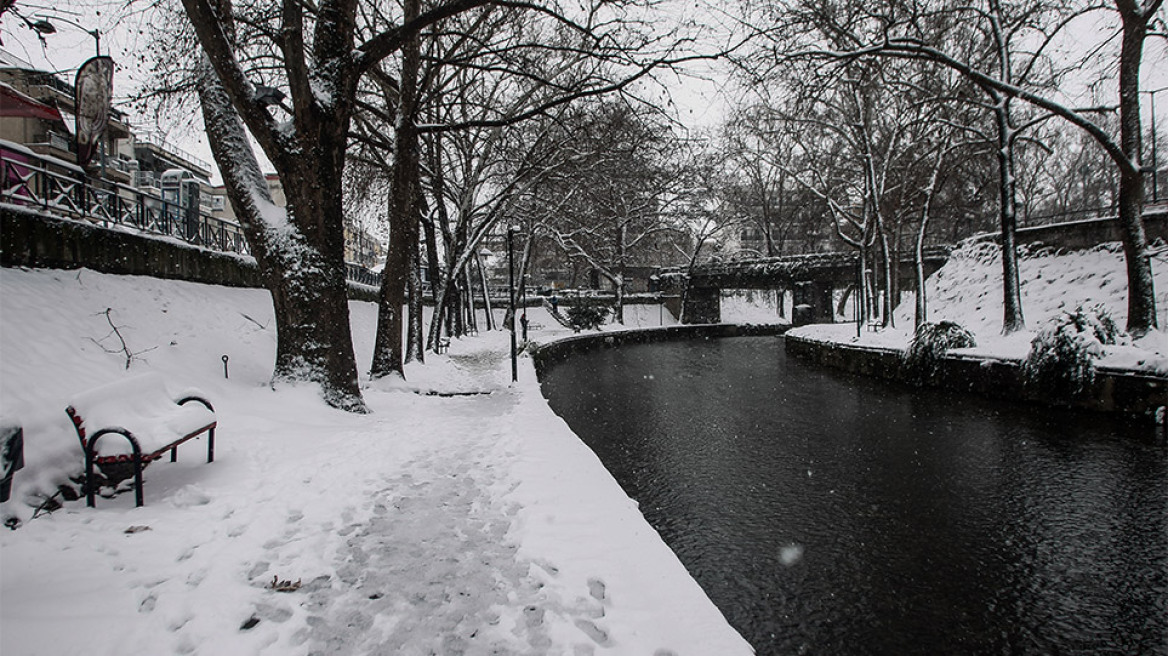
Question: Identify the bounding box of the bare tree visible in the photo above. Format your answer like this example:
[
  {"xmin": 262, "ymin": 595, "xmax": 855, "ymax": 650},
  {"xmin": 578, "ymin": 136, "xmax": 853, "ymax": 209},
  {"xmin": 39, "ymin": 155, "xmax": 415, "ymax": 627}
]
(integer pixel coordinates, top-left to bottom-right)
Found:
[
  {"xmin": 536, "ymin": 100, "xmax": 686, "ymax": 323},
  {"xmin": 182, "ymin": 0, "xmax": 498, "ymax": 410},
  {"xmin": 766, "ymin": 0, "xmax": 1163, "ymax": 336},
  {"xmin": 719, "ymin": 106, "xmax": 830, "ymax": 258},
  {"xmin": 363, "ymin": 2, "xmax": 726, "ymax": 371}
]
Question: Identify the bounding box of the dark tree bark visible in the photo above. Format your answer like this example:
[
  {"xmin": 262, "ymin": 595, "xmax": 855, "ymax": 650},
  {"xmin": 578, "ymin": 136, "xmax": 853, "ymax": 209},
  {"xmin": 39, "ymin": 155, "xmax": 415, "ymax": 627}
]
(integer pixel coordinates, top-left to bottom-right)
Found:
[
  {"xmin": 993, "ymin": 99, "xmax": 1026, "ymax": 333},
  {"xmin": 190, "ymin": 0, "xmax": 366, "ymax": 411},
  {"xmin": 1115, "ymin": 0, "xmax": 1159, "ymax": 335},
  {"xmin": 371, "ymin": 0, "xmax": 420, "ymax": 379}
]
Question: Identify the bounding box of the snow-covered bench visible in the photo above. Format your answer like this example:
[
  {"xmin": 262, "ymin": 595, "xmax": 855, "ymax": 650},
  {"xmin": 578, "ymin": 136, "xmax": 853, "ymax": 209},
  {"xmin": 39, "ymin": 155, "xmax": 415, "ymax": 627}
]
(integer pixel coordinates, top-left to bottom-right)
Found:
[{"xmin": 65, "ymin": 373, "xmax": 216, "ymax": 508}]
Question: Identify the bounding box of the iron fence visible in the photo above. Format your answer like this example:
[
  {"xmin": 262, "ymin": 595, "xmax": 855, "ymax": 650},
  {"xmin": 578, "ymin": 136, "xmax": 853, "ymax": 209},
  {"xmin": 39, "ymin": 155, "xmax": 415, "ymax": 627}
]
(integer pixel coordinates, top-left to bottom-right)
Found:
[{"xmin": 2, "ymin": 146, "xmax": 250, "ymax": 256}]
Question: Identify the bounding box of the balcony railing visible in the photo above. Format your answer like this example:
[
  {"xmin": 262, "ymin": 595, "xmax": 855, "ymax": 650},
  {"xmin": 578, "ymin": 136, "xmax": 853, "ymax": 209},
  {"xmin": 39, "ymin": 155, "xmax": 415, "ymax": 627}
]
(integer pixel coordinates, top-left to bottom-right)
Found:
[
  {"xmin": 1, "ymin": 145, "xmax": 384, "ymax": 287},
  {"xmin": 2, "ymin": 146, "xmax": 249, "ymax": 257},
  {"xmin": 38, "ymin": 131, "xmax": 71, "ymax": 153},
  {"xmin": 134, "ymin": 133, "xmax": 213, "ymax": 176}
]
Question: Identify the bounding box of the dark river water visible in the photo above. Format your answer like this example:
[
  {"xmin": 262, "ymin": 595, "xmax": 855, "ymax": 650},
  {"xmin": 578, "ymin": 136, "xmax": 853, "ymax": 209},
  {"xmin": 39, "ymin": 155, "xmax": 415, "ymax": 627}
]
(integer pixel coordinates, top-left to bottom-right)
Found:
[{"xmin": 537, "ymin": 336, "xmax": 1168, "ymax": 656}]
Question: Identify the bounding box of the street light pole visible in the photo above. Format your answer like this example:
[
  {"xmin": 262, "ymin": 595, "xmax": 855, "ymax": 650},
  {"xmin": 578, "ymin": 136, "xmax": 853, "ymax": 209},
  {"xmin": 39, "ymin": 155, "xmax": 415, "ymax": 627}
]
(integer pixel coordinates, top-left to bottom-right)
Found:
[
  {"xmin": 30, "ymin": 16, "xmax": 100, "ymax": 56},
  {"xmin": 1147, "ymin": 87, "xmax": 1164, "ymax": 203},
  {"xmin": 508, "ymin": 226, "xmax": 517, "ymax": 383},
  {"xmin": 30, "ymin": 16, "xmax": 106, "ymax": 176}
]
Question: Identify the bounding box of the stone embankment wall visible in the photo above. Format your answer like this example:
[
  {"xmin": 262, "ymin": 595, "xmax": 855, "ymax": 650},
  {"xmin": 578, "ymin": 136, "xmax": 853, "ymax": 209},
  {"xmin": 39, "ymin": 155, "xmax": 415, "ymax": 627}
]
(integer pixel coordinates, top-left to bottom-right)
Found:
[
  {"xmin": 785, "ymin": 334, "xmax": 1167, "ymax": 425},
  {"xmin": 1013, "ymin": 210, "xmax": 1167, "ymax": 250},
  {"xmin": 1, "ymin": 205, "xmax": 262, "ymax": 287},
  {"xmin": 531, "ymin": 324, "xmax": 787, "ymax": 377},
  {"xmin": 0, "ymin": 206, "xmax": 381, "ymax": 301}
]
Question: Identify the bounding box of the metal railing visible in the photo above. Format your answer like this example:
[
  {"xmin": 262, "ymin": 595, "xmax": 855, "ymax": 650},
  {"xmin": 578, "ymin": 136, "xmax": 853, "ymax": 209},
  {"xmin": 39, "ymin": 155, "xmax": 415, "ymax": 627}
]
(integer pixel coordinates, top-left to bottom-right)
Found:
[
  {"xmin": 134, "ymin": 133, "xmax": 213, "ymax": 176},
  {"xmin": 1018, "ymin": 206, "xmax": 1118, "ymax": 228},
  {"xmin": 345, "ymin": 263, "xmax": 381, "ymax": 287},
  {"xmin": 1, "ymin": 147, "xmax": 250, "ymax": 256},
  {"xmin": 1, "ymin": 145, "xmax": 386, "ymax": 287}
]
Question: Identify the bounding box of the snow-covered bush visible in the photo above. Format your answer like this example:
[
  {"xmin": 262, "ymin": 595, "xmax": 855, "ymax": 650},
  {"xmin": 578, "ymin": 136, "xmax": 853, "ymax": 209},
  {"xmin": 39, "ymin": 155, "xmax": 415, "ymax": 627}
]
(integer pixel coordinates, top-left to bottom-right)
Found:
[
  {"xmin": 901, "ymin": 321, "xmax": 977, "ymax": 385},
  {"xmin": 566, "ymin": 304, "xmax": 608, "ymax": 332},
  {"xmin": 1023, "ymin": 304, "xmax": 1128, "ymax": 401}
]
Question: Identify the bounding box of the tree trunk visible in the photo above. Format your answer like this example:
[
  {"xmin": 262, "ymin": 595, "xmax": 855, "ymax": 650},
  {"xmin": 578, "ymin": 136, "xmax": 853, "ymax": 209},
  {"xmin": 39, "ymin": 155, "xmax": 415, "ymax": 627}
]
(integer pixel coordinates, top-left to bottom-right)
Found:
[
  {"xmin": 856, "ymin": 246, "xmax": 869, "ymax": 331},
  {"xmin": 421, "ymin": 214, "xmax": 442, "ymax": 304},
  {"xmin": 1116, "ymin": 2, "xmax": 1158, "ymax": 336},
  {"xmin": 406, "ymin": 244, "xmax": 425, "ymax": 364},
  {"xmin": 994, "ymin": 100, "xmax": 1025, "ymax": 334},
  {"xmin": 614, "ymin": 224, "xmax": 626, "ymax": 324},
  {"xmin": 465, "ymin": 265, "xmax": 479, "ymax": 333},
  {"xmin": 474, "ymin": 250, "xmax": 495, "ymax": 330},
  {"xmin": 195, "ymin": 51, "xmax": 365, "ymax": 412},
  {"xmin": 879, "ymin": 228, "xmax": 894, "ymax": 328},
  {"xmin": 370, "ymin": 0, "xmax": 421, "ymax": 379}
]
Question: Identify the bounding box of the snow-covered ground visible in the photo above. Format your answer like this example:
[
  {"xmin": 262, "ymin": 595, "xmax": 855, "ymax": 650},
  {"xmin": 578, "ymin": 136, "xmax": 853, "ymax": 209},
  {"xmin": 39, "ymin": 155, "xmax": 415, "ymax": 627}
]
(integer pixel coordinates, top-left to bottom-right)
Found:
[
  {"xmin": 790, "ymin": 241, "xmax": 1168, "ymax": 374},
  {"xmin": 3, "ymin": 239, "xmax": 1163, "ymax": 655},
  {"xmin": 720, "ymin": 289, "xmax": 788, "ymax": 324},
  {"xmin": 0, "ymin": 267, "xmax": 749, "ymax": 656}
]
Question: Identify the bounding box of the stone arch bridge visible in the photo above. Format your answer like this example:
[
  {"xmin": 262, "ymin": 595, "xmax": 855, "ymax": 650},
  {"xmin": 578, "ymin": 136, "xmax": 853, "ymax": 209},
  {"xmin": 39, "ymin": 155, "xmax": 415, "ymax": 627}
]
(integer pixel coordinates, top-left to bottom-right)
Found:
[{"xmin": 655, "ymin": 247, "xmax": 953, "ymax": 325}]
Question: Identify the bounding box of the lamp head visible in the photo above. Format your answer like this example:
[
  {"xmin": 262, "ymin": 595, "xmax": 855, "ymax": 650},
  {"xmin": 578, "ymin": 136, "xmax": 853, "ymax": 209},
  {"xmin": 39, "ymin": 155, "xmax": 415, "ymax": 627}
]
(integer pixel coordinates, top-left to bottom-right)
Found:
[{"xmin": 30, "ymin": 19, "xmax": 57, "ymax": 34}]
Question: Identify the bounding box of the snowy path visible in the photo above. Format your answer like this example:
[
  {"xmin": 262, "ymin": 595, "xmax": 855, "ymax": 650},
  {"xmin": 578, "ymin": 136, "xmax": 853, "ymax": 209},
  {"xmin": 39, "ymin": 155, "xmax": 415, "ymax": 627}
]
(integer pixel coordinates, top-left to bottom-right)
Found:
[{"xmin": 0, "ymin": 267, "xmax": 750, "ymax": 656}]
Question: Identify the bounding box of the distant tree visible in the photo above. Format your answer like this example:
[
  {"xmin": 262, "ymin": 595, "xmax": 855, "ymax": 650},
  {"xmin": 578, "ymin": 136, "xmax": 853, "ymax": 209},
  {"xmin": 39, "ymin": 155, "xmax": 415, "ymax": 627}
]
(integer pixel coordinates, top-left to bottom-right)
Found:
[
  {"xmin": 762, "ymin": 0, "xmax": 1164, "ymax": 336},
  {"xmin": 719, "ymin": 106, "xmax": 830, "ymax": 257},
  {"xmin": 536, "ymin": 100, "xmax": 686, "ymax": 323}
]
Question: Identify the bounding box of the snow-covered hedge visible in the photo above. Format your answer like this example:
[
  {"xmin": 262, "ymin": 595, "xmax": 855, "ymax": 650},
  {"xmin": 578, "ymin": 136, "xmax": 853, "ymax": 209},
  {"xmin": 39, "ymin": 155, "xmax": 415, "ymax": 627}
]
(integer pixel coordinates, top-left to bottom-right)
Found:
[
  {"xmin": 566, "ymin": 304, "xmax": 608, "ymax": 332},
  {"xmin": 901, "ymin": 321, "xmax": 977, "ymax": 385},
  {"xmin": 1022, "ymin": 304, "xmax": 1128, "ymax": 401}
]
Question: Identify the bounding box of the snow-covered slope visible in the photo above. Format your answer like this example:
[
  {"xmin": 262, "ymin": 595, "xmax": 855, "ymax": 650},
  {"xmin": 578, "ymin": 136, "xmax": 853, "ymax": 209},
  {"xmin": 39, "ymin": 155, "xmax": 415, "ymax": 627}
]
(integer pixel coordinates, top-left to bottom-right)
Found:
[
  {"xmin": 793, "ymin": 241, "xmax": 1168, "ymax": 373},
  {"xmin": 0, "ymin": 267, "xmax": 750, "ymax": 656}
]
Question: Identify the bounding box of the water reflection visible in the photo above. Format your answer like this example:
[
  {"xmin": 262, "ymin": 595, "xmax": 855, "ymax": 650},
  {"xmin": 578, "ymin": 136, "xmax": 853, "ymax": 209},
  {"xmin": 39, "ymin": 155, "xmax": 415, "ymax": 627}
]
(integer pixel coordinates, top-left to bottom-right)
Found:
[{"xmin": 538, "ymin": 337, "xmax": 1167, "ymax": 655}]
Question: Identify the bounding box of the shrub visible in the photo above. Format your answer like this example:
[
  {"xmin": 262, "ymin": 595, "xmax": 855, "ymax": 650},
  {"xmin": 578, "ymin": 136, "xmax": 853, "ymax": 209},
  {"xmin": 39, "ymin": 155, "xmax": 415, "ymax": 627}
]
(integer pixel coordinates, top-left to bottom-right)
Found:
[
  {"xmin": 1022, "ymin": 304, "xmax": 1127, "ymax": 401},
  {"xmin": 901, "ymin": 321, "xmax": 977, "ymax": 385},
  {"xmin": 566, "ymin": 304, "xmax": 608, "ymax": 332}
]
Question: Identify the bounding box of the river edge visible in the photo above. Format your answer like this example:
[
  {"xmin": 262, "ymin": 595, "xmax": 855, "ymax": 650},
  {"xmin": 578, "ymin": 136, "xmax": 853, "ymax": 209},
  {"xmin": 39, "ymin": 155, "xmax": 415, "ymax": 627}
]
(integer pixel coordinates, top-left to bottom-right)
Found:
[
  {"xmin": 785, "ymin": 332, "xmax": 1167, "ymax": 426},
  {"xmin": 530, "ymin": 323, "xmax": 1167, "ymax": 426}
]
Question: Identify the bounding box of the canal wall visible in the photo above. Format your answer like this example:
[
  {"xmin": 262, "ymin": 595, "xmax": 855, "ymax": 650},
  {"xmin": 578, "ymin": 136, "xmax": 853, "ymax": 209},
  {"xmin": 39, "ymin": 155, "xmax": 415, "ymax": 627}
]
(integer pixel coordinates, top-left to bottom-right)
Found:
[
  {"xmin": 784, "ymin": 334, "xmax": 1168, "ymax": 425},
  {"xmin": 531, "ymin": 324, "xmax": 788, "ymax": 377}
]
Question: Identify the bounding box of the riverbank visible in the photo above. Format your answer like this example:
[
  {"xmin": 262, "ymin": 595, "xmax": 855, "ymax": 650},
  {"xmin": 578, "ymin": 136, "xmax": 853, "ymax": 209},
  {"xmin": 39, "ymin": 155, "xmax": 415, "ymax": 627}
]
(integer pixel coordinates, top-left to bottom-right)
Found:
[
  {"xmin": 808, "ymin": 241, "xmax": 1166, "ymax": 371},
  {"xmin": 0, "ymin": 267, "xmax": 752, "ymax": 655},
  {"xmin": 787, "ymin": 241, "xmax": 1168, "ymax": 422}
]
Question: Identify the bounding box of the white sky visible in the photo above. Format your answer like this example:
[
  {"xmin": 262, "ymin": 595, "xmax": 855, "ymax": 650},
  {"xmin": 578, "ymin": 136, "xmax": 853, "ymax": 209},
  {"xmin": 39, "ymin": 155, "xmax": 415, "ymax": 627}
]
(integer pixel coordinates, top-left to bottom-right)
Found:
[{"xmin": 1, "ymin": 3, "xmax": 1165, "ymax": 186}]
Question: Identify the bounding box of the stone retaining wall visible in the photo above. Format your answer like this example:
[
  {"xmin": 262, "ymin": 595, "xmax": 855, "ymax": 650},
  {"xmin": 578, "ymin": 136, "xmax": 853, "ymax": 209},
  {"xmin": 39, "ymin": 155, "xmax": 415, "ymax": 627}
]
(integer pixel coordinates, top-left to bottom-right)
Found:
[
  {"xmin": 1, "ymin": 205, "xmax": 380, "ymax": 301},
  {"xmin": 1014, "ymin": 210, "xmax": 1167, "ymax": 250},
  {"xmin": 785, "ymin": 334, "xmax": 1167, "ymax": 425},
  {"xmin": 2, "ymin": 205, "xmax": 262, "ymax": 287},
  {"xmin": 531, "ymin": 324, "xmax": 788, "ymax": 377}
]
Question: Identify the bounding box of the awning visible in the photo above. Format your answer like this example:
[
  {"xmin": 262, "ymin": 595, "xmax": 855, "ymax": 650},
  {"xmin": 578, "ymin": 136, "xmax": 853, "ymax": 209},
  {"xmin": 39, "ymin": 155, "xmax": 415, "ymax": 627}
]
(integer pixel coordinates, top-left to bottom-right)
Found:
[{"xmin": 0, "ymin": 83, "xmax": 63, "ymax": 122}]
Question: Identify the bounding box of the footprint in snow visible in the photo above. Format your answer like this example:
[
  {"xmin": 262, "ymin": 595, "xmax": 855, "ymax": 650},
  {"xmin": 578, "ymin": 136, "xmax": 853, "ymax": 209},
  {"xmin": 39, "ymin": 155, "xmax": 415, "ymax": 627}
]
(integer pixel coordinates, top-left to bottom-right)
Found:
[
  {"xmin": 587, "ymin": 578, "xmax": 606, "ymax": 602},
  {"xmin": 574, "ymin": 619, "xmax": 611, "ymax": 647}
]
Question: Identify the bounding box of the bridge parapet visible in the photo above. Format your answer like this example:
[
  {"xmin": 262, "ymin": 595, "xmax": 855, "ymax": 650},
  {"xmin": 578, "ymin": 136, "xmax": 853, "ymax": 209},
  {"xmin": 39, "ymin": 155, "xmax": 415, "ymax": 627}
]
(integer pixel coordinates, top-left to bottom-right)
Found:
[
  {"xmin": 663, "ymin": 246, "xmax": 953, "ymax": 290},
  {"xmin": 656, "ymin": 246, "xmax": 952, "ymax": 326}
]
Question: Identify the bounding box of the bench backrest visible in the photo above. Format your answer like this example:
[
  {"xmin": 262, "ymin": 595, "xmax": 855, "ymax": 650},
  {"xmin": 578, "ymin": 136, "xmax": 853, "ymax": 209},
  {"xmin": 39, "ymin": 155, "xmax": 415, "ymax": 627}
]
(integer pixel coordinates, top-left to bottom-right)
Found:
[{"xmin": 67, "ymin": 373, "xmax": 215, "ymax": 456}]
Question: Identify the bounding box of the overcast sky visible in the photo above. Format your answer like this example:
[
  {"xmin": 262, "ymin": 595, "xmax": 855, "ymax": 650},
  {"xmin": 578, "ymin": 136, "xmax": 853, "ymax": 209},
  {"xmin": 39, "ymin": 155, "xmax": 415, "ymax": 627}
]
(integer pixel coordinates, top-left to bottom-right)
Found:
[{"xmin": 1, "ymin": 2, "xmax": 1165, "ymax": 187}]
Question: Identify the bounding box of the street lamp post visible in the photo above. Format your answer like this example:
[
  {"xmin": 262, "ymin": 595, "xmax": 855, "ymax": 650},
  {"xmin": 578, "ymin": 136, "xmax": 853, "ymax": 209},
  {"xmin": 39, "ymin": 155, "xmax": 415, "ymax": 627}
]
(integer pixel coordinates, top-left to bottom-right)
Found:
[
  {"xmin": 1146, "ymin": 87, "xmax": 1165, "ymax": 203},
  {"xmin": 508, "ymin": 226, "xmax": 518, "ymax": 383},
  {"xmin": 29, "ymin": 15, "xmax": 107, "ymax": 177},
  {"xmin": 30, "ymin": 16, "xmax": 101, "ymax": 56}
]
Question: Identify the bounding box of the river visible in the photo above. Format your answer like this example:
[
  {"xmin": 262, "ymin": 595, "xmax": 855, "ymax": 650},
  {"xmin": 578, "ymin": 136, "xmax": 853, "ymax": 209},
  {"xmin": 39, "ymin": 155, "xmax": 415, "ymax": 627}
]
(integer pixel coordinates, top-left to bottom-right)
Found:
[{"xmin": 537, "ymin": 336, "xmax": 1167, "ymax": 655}]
